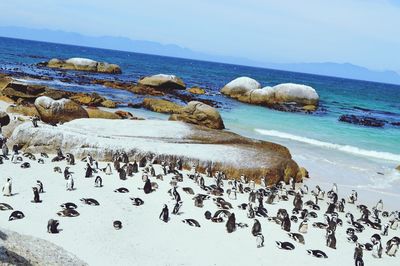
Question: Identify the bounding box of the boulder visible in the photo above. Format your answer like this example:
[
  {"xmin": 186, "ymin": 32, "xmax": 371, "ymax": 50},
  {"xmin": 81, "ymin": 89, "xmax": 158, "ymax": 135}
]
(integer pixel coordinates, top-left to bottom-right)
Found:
[
  {"xmin": 169, "ymin": 101, "xmax": 224, "ymax": 130},
  {"xmin": 142, "ymin": 98, "xmax": 183, "ymax": 114},
  {"xmin": 86, "ymin": 108, "xmax": 121, "ymax": 119},
  {"xmin": 221, "ymin": 77, "xmax": 319, "ymax": 112},
  {"xmin": 39, "ymin": 58, "xmax": 122, "ymax": 74},
  {"xmin": 6, "ymin": 104, "xmax": 39, "ymax": 117},
  {"xmin": 0, "ymin": 111, "xmax": 10, "ymax": 127},
  {"xmin": 138, "ymin": 74, "xmax": 186, "ymax": 90},
  {"xmin": 2, "ymin": 81, "xmax": 46, "ymax": 100},
  {"xmin": 101, "ymin": 100, "xmax": 117, "ymax": 108},
  {"xmin": 339, "ymin": 115, "xmax": 386, "ymax": 128},
  {"xmin": 115, "ymin": 110, "xmax": 135, "ymax": 119},
  {"xmin": 34, "ymin": 96, "xmax": 89, "ymax": 124},
  {"xmin": 188, "ymin": 87, "xmax": 206, "ymax": 95}
]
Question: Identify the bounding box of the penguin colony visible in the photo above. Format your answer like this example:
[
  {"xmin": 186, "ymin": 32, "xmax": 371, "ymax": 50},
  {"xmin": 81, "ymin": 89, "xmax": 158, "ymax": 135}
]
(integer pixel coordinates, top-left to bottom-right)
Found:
[{"xmin": 0, "ymin": 145, "xmax": 399, "ymax": 265}]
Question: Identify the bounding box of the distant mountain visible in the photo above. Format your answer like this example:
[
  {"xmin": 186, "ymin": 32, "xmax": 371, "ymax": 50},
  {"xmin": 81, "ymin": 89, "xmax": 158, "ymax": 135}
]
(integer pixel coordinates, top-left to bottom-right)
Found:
[{"xmin": 1, "ymin": 26, "xmax": 400, "ymax": 85}]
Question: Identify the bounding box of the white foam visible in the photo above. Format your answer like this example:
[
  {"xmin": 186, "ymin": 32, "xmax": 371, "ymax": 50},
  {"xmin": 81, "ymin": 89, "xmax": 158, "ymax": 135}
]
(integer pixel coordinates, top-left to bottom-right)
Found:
[{"xmin": 255, "ymin": 128, "xmax": 400, "ymax": 162}]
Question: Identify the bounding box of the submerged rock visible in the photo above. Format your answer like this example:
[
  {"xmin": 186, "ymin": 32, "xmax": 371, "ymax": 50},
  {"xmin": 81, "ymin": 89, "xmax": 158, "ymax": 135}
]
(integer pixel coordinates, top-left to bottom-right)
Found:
[
  {"xmin": 34, "ymin": 96, "xmax": 89, "ymax": 124},
  {"xmin": 188, "ymin": 87, "xmax": 206, "ymax": 95},
  {"xmin": 138, "ymin": 74, "xmax": 186, "ymax": 90},
  {"xmin": 169, "ymin": 101, "xmax": 224, "ymax": 130},
  {"xmin": 38, "ymin": 57, "xmax": 122, "ymax": 74},
  {"xmin": 221, "ymin": 77, "xmax": 319, "ymax": 113},
  {"xmin": 142, "ymin": 98, "xmax": 183, "ymax": 114},
  {"xmin": 338, "ymin": 114, "xmax": 386, "ymax": 128}
]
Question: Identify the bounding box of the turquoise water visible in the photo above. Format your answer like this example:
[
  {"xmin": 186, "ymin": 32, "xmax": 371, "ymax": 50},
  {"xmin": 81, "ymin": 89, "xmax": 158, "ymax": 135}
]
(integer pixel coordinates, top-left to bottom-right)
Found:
[{"xmin": 0, "ymin": 36, "xmax": 399, "ymax": 162}]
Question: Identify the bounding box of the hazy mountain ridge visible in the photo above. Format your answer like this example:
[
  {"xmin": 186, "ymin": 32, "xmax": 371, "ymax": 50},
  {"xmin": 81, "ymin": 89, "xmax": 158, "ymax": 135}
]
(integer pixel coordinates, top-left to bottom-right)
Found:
[{"xmin": 1, "ymin": 26, "xmax": 400, "ymax": 85}]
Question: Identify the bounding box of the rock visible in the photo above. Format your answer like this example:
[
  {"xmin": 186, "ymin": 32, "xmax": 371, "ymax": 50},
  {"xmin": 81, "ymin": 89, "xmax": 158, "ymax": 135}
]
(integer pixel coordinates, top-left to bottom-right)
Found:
[
  {"xmin": 6, "ymin": 104, "xmax": 39, "ymax": 117},
  {"xmin": 338, "ymin": 115, "xmax": 386, "ymax": 128},
  {"xmin": 101, "ymin": 100, "xmax": 117, "ymax": 108},
  {"xmin": 91, "ymin": 79, "xmax": 165, "ymax": 96},
  {"xmin": 169, "ymin": 101, "xmax": 225, "ymax": 130},
  {"xmin": 2, "ymin": 81, "xmax": 46, "ymax": 100},
  {"xmin": 34, "ymin": 96, "xmax": 89, "ymax": 124},
  {"xmin": 142, "ymin": 98, "xmax": 183, "ymax": 114},
  {"xmin": 70, "ymin": 93, "xmax": 108, "ymax": 107},
  {"xmin": 138, "ymin": 74, "xmax": 186, "ymax": 90},
  {"xmin": 188, "ymin": 87, "xmax": 206, "ymax": 94},
  {"xmin": 86, "ymin": 108, "xmax": 121, "ymax": 119},
  {"xmin": 396, "ymin": 165, "xmax": 400, "ymax": 171},
  {"xmin": 0, "ymin": 111, "xmax": 10, "ymax": 127},
  {"xmin": 39, "ymin": 58, "xmax": 122, "ymax": 74},
  {"xmin": 10, "ymin": 119, "xmax": 301, "ymax": 184},
  {"xmin": 221, "ymin": 77, "xmax": 319, "ymax": 112},
  {"xmin": 115, "ymin": 110, "xmax": 134, "ymax": 119}
]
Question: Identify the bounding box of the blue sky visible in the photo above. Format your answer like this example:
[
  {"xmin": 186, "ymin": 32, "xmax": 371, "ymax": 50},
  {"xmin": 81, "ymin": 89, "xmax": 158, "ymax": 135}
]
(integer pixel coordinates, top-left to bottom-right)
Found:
[{"xmin": 1, "ymin": 0, "xmax": 400, "ymax": 72}]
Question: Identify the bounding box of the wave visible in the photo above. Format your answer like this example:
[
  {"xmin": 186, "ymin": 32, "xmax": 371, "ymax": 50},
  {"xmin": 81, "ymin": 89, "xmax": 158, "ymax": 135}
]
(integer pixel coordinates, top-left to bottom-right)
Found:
[{"xmin": 255, "ymin": 129, "xmax": 400, "ymax": 162}]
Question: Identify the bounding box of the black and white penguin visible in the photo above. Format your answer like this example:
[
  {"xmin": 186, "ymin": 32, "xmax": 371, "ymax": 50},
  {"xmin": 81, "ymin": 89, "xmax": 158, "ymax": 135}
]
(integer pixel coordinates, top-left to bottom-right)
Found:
[
  {"xmin": 281, "ymin": 214, "xmax": 291, "ymax": 232},
  {"xmin": 118, "ymin": 168, "xmax": 127, "ymax": 180},
  {"xmin": 66, "ymin": 175, "xmax": 74, "ymax": 191},
  {"xmin": 60, "ymin": 202, "xmax": 77, "ymax": 210},
  {"xmin": 307, "ymin": 249, "xmax": 328, "ymax": 258},
  {"xmin": 326, "ymin": 229, "xmax": 336, "ymax": 249},
  {"xmin": 130, "ymin": 197, "xmax": 144, "ymax": 206},
  {"xmin": 0, "ymin": 203, "xmax": 13, "ymax": 211},
  {"xmin": 9, "ymin": 210, "xmax": 24, "ymax": 221},
  {"xmin": 113, "ymin": 220, "xmax": 122, "ymax": 230},
  {"xmin": 66, "ymin": 153, "xmax": 75, "ymax": 165},
  {"xmin": 256, "ymin": 233, "xmax": 264, "ymax": 248},
  {"xmin": 85, "ymin": 163, "xmax": 93, "ymax": 178},
  {"xmin": 57, "ymin": 209, "xmax": 80, "ymax": 217},
  {"xmin": 47, "ymin": 219, "xmax": 60, "ymax": 233},
  {"xmin": 354, "ymin": 243, "xmax": 364, "ymax": 266},
  {"xmin": 20, "ymin": 162, "xmax": 30, "ymax": 168},
  {"xmin": 276, "ymin": 241, "xmax": 295, "ymax": 250},
  {"xmin": 94, "ymin": 176, "xmax": 103, "ymax": 187},
  {"xmin": 159, "ymin": 204, "xmax": 169, "ymax": 223},
  {"xmin": 32, "ymin": 187, "xmax": 41, "ymax": 203},
  {"xmin": 36, "ymin": 180, "xmax": 44, "ymax": 193},
  {"xmin": 298, "ymin": 218, "xmax": 308, "ymax": 233},
  {"xmin": 386, "ymin": 236, "xmax": 400, "ymax": 257},
  {"xmin": 172, "ymin": 187, "xmax": 181, "ymax": 202},
  {"xmin": 251, "ymin": 219, "xmax": 262, "ymax": 236},
  {"xmin": 371, "ymin": 234, "xmax": 383, "ymax": 258},
  {"xmin": 64, "ymin": 167, "xmax": 72, "ymax": 180},
  {"xmin": 288, "ymin": 232, "xmax": 305, "ymax": 244},
  {"xmin": 226, "ymin": 213, "xmax": 236, "ymax": 233},
  {"xmin": 80, "ymin": 198, "xmax": 100, "ymax": 206},
  {"xmin": 143, "ymin": 179, "xmax": 152, "ymax": 194},
  {"xmin": 182, "ymin": 219, "xmax": 201, "ymax": 227},
  {"xmin": 172, "ymin": 201, "xmax": 182, "ymax": 215},
  {"xmin": 114, "ymin": 187, "xmax": 129, "ymax": 193}
]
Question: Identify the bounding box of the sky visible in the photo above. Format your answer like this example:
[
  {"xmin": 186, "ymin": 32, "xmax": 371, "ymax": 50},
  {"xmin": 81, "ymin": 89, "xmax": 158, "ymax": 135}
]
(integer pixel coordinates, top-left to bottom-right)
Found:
[{"xmin": 1, "ymin": 0, "xmax": 400, "ymax": 72}]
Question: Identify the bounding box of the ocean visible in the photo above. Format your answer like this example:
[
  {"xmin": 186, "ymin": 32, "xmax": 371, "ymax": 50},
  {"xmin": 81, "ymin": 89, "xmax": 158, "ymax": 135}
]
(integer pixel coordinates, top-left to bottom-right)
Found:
[{"xmin": 1, "ymin": 36, "xmax": 399, "ymax": 205}]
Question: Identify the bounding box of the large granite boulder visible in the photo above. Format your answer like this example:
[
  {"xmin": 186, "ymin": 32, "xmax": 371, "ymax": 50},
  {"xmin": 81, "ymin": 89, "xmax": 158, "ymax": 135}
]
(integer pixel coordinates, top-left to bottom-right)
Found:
[
  {"xmin": 169, "ymin": 101, "xmax": 224, "ymax": 130},
  {"xmin": 138, "ymin": 74, "xmax": 186, "ymax": 90},
  {"xmin": 9, "ymin": 119, "xmax": 302, "ymax": 184},
  {"xmin": 142, "ymin": 98, "xmax": 183, "ymax": 114},
  {"xmin": 34, "ymin": 96, "xmax": 89, "ymax": 124},
  {"xmin": 0, "ymin": 111, "xmax": 10, "ymax": 127},
  {"xmin": 39, "ymin": 58, "xmax": 122, "ymax": 74},
  {"xmin": 221, "ymin": 77, "xmax": 319, "ymax": 112},
  {"xmin": 2, "ymin": 81, "xmax": 46, "ymax": 100}
]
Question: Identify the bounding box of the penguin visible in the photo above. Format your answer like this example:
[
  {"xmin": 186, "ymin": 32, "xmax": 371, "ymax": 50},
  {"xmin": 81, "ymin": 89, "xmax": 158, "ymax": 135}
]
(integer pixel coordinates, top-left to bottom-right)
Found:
[
  {"xmin": 130, "ymin": 197, "xmax": 144, "ymax": 206},
  {"xmin": 276, "ymin": 241, "xmax": 295, "ymax": 250},
  {"xmin": 371, "ymin": 234, "xmax": 383, "ymax": 258},
  {"xmin": 354, "ymin": 243, "xmax": 364, "ymax": 266},
  {"xmin": 159, "ymin": 204, "xmax": 169, "ymax": 223},
  {"xmin": 36, "ymin": 180, "xmax": 44, "ymax": 193},
  {"xmin": 287, "ymin": 232, "xmax": 305, "ymax": 244},
  {"xmin": 381, "ymin": 222, "xmax": 389, "ymax": 236},
  {"xmin": 118, "ymin": 168, "xmax": 127, "ymax": 180},
  {"xmin": 332, "ymin": 183, "xmax": 338, "ymax": 194},
  {"xmin": 95, "ymin": 176, "xmax": 103, "ymax": 187},
  {"xmin": 20, "ymin": 162, "xmax": 30, "ymax": 168},
  {"xmin": 57, "ymin": 209, "xmax": 80, "ymax": 217},
  {"xmin": 2, "ymin": 178, "xmax": 12, "ymax": 196},
  {"xmin": 226, "ymin": 213, "xmax": 236, "ymax": 233},
  {"xmin": 375, "ymin": 199, "xmax": 383, "ymax": 212},
  {"xmin": 386, "ymin": 237, "xmax": 400, "ymax": 257},
  {"xmin": 182, "ymin": 219, "xmax": 201, "ymax": 227},
  {"xmin": 9, "ymin": 210, "xmax": 24, "ymax": 221},
  {"xmin": 326, "ymin": 229, "xmax": 336, "ymax": 249},
  {"xmin": 132, "ymin": 160, "xmax": 138, "ymax": 173},
  {"xmin": 66, "ymin": 175, "xmax": 74, "ymax": 191},
  {"xmin": 64, "ymin": 167, "xmax": 72, "ymax": 180},
  {"xmin": 60, "ymin": 202, "xmax": 77, "ymax": 209},
  {"xmin": 85, "ymin": 163, "xmax": 93, "ymax": 178},
  {"xmin": 0, "ymin": 203, "xmax": 13, "ymax": 211},
  {"xmin": 40, "ymin": 152, "xmax": 49, "ymax": 158},
  {"xmin": 251, "ymin": 219, "xmax": 262, "ymax": 236},
  {"xmin": 104, "ymin": 163, "xmax": 112, "ymax": 175},
  {"xmin": 247, "ymin": 204, "xmax": 255, "ymax": 219},
  {"xmin": 182, "ymin": 187, "xmax": 195, "ymax": 195},
  {"xmin": 114, "ymin": 187, "xmax": 129, "ymax": 193},
  {"xmin": 307, "ymin": 249, "xmax": 328, "ymax": 258},
  {"xmin": 281, "ymin": 214, "xmax": 291, "ymax": 232},
  {"xmin": 32, "ymin": 187, "xmax": 42, "ymax": 203},
  {"xmin": 172, "ymin": 201, "xmax": 182, "ymax": 215},
  {"xmin": 113, "ymin": 220, "xmax": 122, "ymax": 230},
  {"xmin": 66, "ymin": 153, "xmax": 75, "ymax": 165},
  {"xmin": 80, "ymin": 198, "xmax": 100, "ymax": 206},
  {"xmin": 143, "ymin": 179, "xmax": 152, "ymax": 194},
  {"xmin": 172, "ymin": 187, "xmax": 181, "ymax": 202},
  {"xmin": 54, "ymin": 166, "xmax": 62, "ymax": 173},
  {"xmin": 47, "ymin": 219, "xmax": 60, "ymax": 233},
  {"xmin": 299, "ymin": 218, "xmax": 308, "ymax": 234},
  {"xmin": 256, "ymin": 233, "xmax": 264, "ymax": 248}
]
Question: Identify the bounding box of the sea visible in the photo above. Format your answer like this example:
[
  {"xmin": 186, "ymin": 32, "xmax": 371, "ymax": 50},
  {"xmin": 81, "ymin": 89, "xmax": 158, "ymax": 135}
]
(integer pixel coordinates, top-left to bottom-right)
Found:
[{"xmin": 1, "ymin": 37, "xmax": 399, "ymax": 207}]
